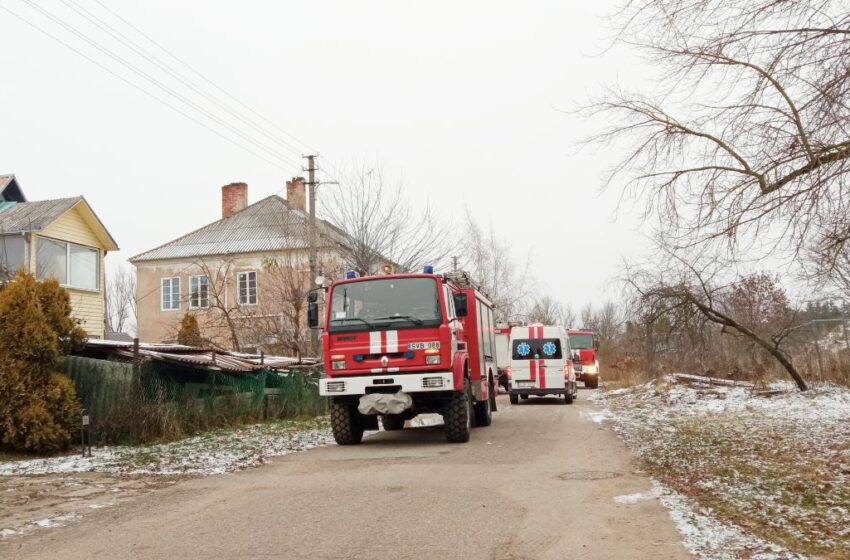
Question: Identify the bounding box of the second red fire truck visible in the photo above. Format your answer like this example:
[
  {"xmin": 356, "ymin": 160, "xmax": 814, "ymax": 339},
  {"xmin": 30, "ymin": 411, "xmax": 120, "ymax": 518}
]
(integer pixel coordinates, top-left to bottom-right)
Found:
[
  {"xmin": 310, "ymin": 268, "xmax": 499, "ymax": 444},
  {"xmin": 567, "ymin": 329, "xmax": 600, "ymax": 388}
]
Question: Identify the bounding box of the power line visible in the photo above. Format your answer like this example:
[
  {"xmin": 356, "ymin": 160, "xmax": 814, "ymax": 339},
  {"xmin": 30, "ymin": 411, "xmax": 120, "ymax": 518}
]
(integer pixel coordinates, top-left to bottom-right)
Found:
[
  {"xmin": 19, "ymin": 0, "xmax": 301, "ymax": 169},
  {"xmin": 59, "ymin": 0, "xmax": 306, "ymax": 170},
  {"xmin": 89, "ymin": 0, "xmax": 346, "ymax": 182},
  {"xmin": 0, "ymin": 3, "xmax": 291, "ymax": 172}
]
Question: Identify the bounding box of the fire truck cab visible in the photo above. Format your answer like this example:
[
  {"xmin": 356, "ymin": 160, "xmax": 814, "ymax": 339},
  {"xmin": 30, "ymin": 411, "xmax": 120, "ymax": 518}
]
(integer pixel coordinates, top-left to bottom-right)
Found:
[
  {"xmin": 567, "ymin": 330, "xmax": 600, "ymax": 388},
  {"xmin": 311, "ymin": 269, "xmax": 498, "ymax": 444},
  {"xmin": 508, "ymin": 324, "xmax": 577, "ymax": 404}
]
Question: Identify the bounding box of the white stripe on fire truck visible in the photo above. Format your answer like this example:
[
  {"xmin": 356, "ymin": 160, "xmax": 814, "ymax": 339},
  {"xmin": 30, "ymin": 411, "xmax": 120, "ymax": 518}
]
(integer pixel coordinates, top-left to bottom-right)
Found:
[
  {"xmin": 371, "ymin": 368, "xmax": 383, "ymax": 373},
  {"xmin": 385, "ymin": 330, "xmax": 399, "ymax": 353},
  {"xmin": 369, "ymin": 331, "xmax": 382, "ymax": 354}
]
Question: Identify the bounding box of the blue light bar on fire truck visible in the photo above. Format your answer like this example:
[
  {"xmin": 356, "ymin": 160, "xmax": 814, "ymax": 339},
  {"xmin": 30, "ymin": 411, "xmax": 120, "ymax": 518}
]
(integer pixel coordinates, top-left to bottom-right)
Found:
[
  {"xmin": 345, "ymin": 270, "xmax": 359, "ymax": 279},
  {"xmin": 423, "ymin": 265, "xmax": 434, "ymax": 274}
]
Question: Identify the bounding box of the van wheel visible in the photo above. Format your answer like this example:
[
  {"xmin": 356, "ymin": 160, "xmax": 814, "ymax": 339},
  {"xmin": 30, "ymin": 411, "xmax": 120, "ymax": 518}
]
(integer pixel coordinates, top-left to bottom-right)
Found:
[
  {"xmin": 381, "ymin": 414, "xmax": 405, "ymax": 431},
  {"xmin": 564, "ymin": 392, "xmax": 573, "ymax": 405},
  {"xmin": 444, "ymin": 379, "xmax": 472, "ymax": 443},
  {"xmin": 509, "ymin": 393, "xmax": 519, "ymax": 405},
  {"xmin": 520, "ymin": 394, "xmax": 529, "ymax": 400},
  {"xmin": 330, "ymin": 401, "xmax": 364, "ymax": 445}
]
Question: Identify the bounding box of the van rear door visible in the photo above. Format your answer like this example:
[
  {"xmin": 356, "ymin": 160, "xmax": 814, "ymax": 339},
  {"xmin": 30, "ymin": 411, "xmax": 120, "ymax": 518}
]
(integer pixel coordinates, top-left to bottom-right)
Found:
[{"xmin": 510, "ymin": 327, "xmax": 566, "ymax": 390}]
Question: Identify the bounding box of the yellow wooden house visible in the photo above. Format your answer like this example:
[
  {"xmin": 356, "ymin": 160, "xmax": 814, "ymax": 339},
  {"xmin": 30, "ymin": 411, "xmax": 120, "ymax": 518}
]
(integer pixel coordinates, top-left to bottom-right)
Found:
[{"xmin": 0, "ymin": 174, "xmax": 119, "ymax": 338}]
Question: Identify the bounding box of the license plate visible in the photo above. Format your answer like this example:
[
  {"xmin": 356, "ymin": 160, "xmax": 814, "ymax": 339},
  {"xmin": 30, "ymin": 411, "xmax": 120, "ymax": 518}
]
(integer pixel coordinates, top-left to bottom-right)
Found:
[
  {"xmin": 408, "ymin": 341, "xmax": 440, "ymax": 350},
  {"xmin": 516, "ymin": 380, "xmax": 534, "ymax": 388}
]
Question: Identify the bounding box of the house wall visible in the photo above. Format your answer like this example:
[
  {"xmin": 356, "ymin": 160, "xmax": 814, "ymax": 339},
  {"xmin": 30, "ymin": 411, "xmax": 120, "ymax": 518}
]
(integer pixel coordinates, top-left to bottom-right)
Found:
[
  {"xmin": 32, "ymin": 206, "xmax": 107, "ymax": 339},
  {"xmin": 134, "ymin": 249, "xmax": 342, "ymax": 350}
]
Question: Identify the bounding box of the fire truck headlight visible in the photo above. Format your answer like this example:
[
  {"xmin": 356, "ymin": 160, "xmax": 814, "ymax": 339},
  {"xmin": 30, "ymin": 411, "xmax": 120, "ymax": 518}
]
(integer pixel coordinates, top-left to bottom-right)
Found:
[
  {"xmin": 585, "ymin": 365, "xmax": 597, "ymax": 374},
  {"xmin": 425, "ymin": 355, "xmax": 441, "ymax": 365},
  {"xmin": 332, "ymin": 361, "xmax": 346, "ymax": 370}
]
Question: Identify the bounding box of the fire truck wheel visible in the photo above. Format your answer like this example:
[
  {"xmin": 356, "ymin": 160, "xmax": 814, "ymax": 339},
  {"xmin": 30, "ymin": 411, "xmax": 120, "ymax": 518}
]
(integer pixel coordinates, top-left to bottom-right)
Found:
[
  {"xmin": 585, "ymin": 375, "xmax": 599, "ymax": 389},
  {"xmin": 381, "ymin": 414, "xmax": 405, "ymax": 431},
  {"xmin": 474, "ymin": 382, "xmax": 493, "ymax": 427},
  {"xmin": 329, "ymin": 401, "xmax": 364, "ymax": 445},
  {"xmin": 444, "ymin": 379, "xmax": 472, "ymax": 443},
  {"xmin": 509, "ymin": 393, "xmax": 519, "ymax": 405},
  {"xmin": 489, "ymin": 378, "xmax": 498, "ymax": 412}
]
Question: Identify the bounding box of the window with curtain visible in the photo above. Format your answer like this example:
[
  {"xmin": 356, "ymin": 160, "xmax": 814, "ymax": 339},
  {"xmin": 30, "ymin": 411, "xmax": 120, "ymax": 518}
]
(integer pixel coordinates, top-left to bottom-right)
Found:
[
  {"xmin": 36, "ymin": 237, "xmax": 99, "ymax": 290},
  {"xmin": 0, "ymin": 235, "xmax": 26, "ymax": 278},
  {"xmin": 36, "ymin": 237, "xmax": 68, "ymax": 285},
  {"xmin": 161, "ymin": 277, "xmax": 180, "ymax": 310}
]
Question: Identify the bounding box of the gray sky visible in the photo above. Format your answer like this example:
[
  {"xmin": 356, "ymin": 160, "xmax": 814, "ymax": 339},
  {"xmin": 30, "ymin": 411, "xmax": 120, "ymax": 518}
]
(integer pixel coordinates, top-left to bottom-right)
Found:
[{"xmin": 0, "ymin": 0, "xmax": 650, "ymax": 311}]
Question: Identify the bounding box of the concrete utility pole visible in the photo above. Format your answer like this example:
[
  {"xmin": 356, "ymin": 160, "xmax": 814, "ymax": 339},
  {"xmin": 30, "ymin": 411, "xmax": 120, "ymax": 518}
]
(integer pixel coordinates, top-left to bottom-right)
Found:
[{"xmin": 305, "ymin": 154, "xmax": 319, "ymax": 355}]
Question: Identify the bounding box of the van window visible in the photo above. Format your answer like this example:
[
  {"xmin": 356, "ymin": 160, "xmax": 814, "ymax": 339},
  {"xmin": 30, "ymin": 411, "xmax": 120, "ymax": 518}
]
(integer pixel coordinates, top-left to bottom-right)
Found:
[{"xmin": 512, "ymin": 339, "xmax": 563, "ymax": 360}]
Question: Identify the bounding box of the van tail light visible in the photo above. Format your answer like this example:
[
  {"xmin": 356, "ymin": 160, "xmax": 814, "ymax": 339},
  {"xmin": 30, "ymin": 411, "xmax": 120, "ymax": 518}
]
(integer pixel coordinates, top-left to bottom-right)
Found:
[{"xmin": 505, "ymin": 366, "xmax": 512, "ymax": 379}]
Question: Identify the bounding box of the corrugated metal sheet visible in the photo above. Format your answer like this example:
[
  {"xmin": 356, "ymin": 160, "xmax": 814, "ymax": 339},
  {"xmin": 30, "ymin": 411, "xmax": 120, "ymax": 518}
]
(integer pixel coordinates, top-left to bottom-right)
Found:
[
  {"xmin": 0, "ymin": 197, "xmax": 81, "ymax": 233},
  {"xmin": 84, "ymin": 339, "xmax": 319, "ymax": 373},
  {"xmin": 130, "ymin": 195, "xmax": 350, "ymax": 262}
]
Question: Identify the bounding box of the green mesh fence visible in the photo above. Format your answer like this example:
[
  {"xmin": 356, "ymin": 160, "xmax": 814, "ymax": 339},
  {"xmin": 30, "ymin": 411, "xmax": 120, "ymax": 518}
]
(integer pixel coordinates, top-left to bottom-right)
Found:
[{"xmin": 61, "ymin": 356, "xmax": 326, "ymax": 444}]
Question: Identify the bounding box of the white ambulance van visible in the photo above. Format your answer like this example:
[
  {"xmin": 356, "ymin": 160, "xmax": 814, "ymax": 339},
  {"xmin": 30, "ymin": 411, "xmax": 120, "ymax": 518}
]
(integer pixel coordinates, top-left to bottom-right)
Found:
[{"xmin": 508, "ymin": 324, "xmax": 577, "ymax": 404}]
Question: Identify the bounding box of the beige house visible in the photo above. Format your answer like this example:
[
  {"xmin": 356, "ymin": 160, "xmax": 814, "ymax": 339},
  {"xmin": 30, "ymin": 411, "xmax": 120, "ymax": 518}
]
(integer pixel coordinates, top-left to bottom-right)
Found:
[
  {"xmin": 0, "ymin": 174, "xmax": 120, "ymax": 339},
  {"xmin": 130, "ymin": 180, "xmax": 349, "ymax": 352}
]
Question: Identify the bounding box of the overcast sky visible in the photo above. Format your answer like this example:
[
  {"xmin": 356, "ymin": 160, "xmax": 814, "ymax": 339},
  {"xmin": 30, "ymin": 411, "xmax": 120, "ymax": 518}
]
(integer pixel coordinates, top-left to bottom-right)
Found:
[{"xmin": 0, "ymin": 0, "xmax": 651, "ymax": 312}]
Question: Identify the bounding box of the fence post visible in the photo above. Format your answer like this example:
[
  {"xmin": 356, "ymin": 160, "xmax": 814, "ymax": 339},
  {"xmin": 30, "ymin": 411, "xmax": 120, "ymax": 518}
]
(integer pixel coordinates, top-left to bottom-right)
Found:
[{"xmin": 133, "ymin": 338, "xmax": 140, "ymax": 359}]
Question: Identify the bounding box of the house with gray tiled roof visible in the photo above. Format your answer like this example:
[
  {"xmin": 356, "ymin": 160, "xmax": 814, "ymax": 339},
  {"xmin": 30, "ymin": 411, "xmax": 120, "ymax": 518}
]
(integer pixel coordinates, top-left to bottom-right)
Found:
[
  {"xmin": 130, "ymin": 179, "xmax": 353, "ymax": 352},
  {"xmin": 0, "ymin": 174, "xmax": 119, "ymax": 338}
]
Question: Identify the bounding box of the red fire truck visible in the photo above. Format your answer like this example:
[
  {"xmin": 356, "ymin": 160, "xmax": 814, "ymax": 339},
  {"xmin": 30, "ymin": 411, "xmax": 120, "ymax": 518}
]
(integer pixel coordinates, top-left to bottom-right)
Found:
[
  {"xmin": 309, "ymin": 268, "xmax": 499, "ymax": 444},
  {"xmin": 567, "ymin": 329, "xmax": 600, "ymax": 388}
]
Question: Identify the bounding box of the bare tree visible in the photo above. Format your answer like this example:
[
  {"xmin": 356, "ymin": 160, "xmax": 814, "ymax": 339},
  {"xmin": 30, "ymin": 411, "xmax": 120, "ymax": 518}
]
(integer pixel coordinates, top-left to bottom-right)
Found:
[
  {"xmin": 105, "ymin": 264, "xmax": 136, "ymax": 335},
  {"xmin": 321, "ymin": 162, "xmax": 456, "ymax": 275},
  {"xmin": 527, "ymin": 295, "xmax": 565, "ymax": 325},
  {"xmin": 562, "ymin": 303, "xmax": 577, "ymax": 328},
  {"xmin": 585, "ymin": 0, "xmax": 850, "ymax": 265},
  {"xmin": 462, "ymin": 212, "xmax": 534, "ymax": 322},
  {"xmin": 191, "ymin": 259, "xmax": 243, "ymax": 351},
  {"xmin": 625, "ymin": 252, "xmax": 808, "ymax": 390}
]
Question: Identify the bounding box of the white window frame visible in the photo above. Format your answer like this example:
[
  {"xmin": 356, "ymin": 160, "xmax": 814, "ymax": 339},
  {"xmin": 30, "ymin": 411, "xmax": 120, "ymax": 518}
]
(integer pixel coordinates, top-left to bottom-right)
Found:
[
  {"xmin": 36, "ymin": 235, "xmax": 100, "ymax": 291},
  {"xmin": 189, "ymin": 275, "xmax": 210, "ymax": 309},
  {"xmin": 161, "ymin": 276, "xmax": 181, "ymax": 311},
  {"xmin": 237, "ymin": 270, "xmax": 258, "ymax": 306}
]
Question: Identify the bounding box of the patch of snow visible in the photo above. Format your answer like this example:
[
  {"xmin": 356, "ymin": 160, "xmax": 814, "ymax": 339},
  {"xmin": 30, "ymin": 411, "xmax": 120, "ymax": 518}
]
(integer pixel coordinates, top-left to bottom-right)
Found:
[
  {"xmin": 578, "ymin": 409, "xmax": 612, "ymax": 424},
  {"xmin": 0, "ymin": 529, "xmax": 18, "ymax": 538},
  {"xmin": 614, "ymin": 489, "xmax": 659, "ymax": 504},
  {"xmin": 0, "ymin": 419, "xmax": 334, "ymax": 477},
  {"xmin": 32, "ymin": 513, "xmax": 77, "ymax": 529},
  {"xmin": 654, "ymin": 481, "xmax": 804, "ymax": 560}
]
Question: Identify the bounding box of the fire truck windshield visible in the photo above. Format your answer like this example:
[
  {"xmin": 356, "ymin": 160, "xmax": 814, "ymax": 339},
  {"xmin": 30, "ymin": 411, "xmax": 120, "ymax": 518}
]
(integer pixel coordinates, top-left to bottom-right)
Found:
[
  {"xmin": 569, "ymin": 334, "xmax": 594, "ymax": 349},
  {"xmin": 328, "ymin": 277, "xmax": 442, "ymax": 332}
]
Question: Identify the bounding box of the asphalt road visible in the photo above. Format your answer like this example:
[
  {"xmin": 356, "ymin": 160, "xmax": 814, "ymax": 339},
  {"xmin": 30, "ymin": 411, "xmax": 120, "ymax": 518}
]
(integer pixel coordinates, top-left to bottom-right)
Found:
[{"xmin": 3, "ymin": 392, "xmax": 690, "ymax": 560}]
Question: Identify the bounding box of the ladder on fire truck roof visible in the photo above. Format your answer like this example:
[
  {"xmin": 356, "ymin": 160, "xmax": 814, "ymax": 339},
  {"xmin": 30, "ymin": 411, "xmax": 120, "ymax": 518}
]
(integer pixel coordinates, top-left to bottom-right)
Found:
[{"xmin": 442, "ymin": 270, "xmax": 479, "ymax": 289}]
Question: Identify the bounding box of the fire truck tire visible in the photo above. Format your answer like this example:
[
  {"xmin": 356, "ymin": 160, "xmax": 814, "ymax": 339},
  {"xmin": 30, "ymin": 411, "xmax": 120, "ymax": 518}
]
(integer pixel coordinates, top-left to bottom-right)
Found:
[
  {"xmin": 509, "ymin": 393, "xmax": 519, "ymax": 405},
  {"xmin": 474, "ymin": 382, "xmax": 493, "ymax": 427},
  {"xmin": 585, "ymin": 375, "xmax": 599, "ymax": 389},
  {"xmin": 444, "ymin": 379, "xmax": 472, "ymax": 443},
  {"xmin": 381, "ymin": 414, "xmax": 405, "ymax": 431},
  {"xmin": 329, "ymin": 401, "xmax": 364, "ymax": 445}
]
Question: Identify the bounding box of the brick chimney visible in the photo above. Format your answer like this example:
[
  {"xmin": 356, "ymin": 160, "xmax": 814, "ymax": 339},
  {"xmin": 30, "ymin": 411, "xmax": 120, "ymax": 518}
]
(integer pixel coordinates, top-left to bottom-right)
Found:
[
  {"xmin": 286, "ymin": 177, "xmax": 307, "ymax": 212},
  {"xmin": 222, "ymin": 182, "xmax": 248, "ymax": 218}
]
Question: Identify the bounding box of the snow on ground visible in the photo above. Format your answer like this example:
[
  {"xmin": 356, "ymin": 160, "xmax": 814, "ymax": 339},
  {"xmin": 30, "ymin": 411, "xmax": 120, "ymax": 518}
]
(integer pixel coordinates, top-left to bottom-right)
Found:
[
  {"xmin": 592, "ymin": 376, "xmax": 850, "ymax": 559},
  {"xmin": 0, "ymin": 417, "xmax": 334, "ymax": 477}
]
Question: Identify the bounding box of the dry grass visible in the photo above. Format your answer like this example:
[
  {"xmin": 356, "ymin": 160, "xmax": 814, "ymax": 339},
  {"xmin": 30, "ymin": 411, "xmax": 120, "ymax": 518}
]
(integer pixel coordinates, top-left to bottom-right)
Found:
[{"xmin": 603, "ymin": 380, "xmax": 850, "ymax": 558}]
